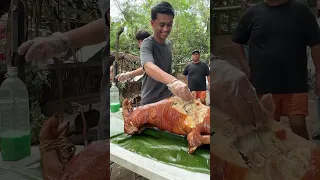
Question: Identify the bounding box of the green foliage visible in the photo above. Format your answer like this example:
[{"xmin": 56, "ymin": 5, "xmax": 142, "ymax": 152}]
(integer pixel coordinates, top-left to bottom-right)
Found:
[
  {"xmin": 25, "ymin": 64, "xmax": 51, "ymax": 101},
  {"xmin": 110, "ymin": 0, "xmax": 210, "ymax": 72},
  {"xmin": 25, "ymin": 64, "xmax": 51, "ymax": 144}
]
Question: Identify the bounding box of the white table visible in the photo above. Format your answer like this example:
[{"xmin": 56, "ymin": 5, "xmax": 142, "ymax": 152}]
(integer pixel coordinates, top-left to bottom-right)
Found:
[
  {"xmin": 0, "ymin": 145, "xmax": 84, "ymax": 179},
  {"xmin": 110, "ymin": 111, "xmax": 210, "ymax": 180}
]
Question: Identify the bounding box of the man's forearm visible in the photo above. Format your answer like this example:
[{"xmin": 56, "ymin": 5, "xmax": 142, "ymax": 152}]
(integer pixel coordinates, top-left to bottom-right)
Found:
[
  {"xmin": 144, "ymin": 62, "xmax": 176, "ymax": 84},
  {"xmin": 184, "ymin": 76, "xmax": 188, "ymax": 85},
  {"xmin": 207, "ymin": 76, "xmax": 210, "ymax": 85},
  {"xmin": 130, "ymin": 67, "xmax": 144, "ymax": 77},
  {"xmin": 312, "ymin": 44, "xmax": 320, "ymax": 74},
  {"xmin": 232, "ymin": 42, "xmax": 247, "ymax": 69},
  {"xmin": 64, "ymin": 18, "xmax": 106, "ymax": 48}
]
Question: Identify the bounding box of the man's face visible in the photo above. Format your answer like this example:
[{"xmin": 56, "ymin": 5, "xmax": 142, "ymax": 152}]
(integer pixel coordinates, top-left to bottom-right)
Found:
[
  {"xmin": 138, "ymin": 40, "xmax": 143, "ymax": 48},
  {"xmin": 192, "ymin": 53, "xmax": 200, "ymax": 62},
  {"xmin": 151, "ymin": 13, "xmax": 173, "ymax": 40}
]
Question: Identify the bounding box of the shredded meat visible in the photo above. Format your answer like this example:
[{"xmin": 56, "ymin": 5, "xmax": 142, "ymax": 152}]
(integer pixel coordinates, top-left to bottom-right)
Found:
[{"xmin": 211, "ymin": 94, "xmax": 320, "ymax": 180}]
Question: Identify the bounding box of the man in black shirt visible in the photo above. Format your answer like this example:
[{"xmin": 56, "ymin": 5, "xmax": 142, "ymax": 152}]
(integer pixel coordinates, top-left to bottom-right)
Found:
[
  {"xmin": 232, "ymin": 0, "xmax": 320, "ymax": 140},
  {"xmin": 183, "ymin": 50, "xmax": 210, "ymax": 104}
]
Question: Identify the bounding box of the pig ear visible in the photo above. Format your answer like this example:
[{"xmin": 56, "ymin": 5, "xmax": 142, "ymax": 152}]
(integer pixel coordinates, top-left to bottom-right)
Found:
[{"xmin": 260, "ymin": 94, "xmax": 275, "ymax": 116}]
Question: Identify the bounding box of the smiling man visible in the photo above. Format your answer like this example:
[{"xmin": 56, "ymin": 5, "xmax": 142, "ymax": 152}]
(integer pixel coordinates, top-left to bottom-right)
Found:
[{"xmin": 139, "ymin": 1, "xmax": 193, "ymax": 105}]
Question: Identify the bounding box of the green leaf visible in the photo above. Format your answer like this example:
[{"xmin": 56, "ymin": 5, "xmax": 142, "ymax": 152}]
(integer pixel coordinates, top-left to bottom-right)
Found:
[{"xmin": 111, "ymin": 128, "xmax": 210, "ymax": 174}]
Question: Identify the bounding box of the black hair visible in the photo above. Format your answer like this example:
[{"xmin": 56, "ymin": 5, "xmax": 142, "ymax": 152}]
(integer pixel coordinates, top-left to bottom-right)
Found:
[
  {"xmin": 135, "ymin": 30, "xmax": 151, "ymax": 41},
  {"xmin": 151, "ymin": 1, "xmax": 175, "ymax": 21},
  {"xmin": 192, "ymin": 50, "xmax": 200, "ymax": 54}
]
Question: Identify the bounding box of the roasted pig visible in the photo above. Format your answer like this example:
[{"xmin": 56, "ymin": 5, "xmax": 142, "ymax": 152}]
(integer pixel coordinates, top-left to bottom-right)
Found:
[
  {"xmin": 122, "ymin": 96, "xmax": 210, "ymax": 154},
  {"xmin": 39, "ymin": 116, "xmax": 109, "ymax": 180},
  {"xmin": 211, "ymin": 94, "xmax": 320, "ymax": 180}
]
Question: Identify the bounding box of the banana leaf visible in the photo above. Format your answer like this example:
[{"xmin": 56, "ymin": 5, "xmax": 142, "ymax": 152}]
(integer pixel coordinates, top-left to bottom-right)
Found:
[{"xmin": 111, "ymin": 128, "xmax": 210, "ymax": 174}]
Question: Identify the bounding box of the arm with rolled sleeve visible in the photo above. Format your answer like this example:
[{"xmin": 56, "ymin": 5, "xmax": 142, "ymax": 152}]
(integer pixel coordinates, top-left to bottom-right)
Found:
[
  {"xmin": 140, "ymin": 39, "xmax": 193, "ymax": 101},
  {"xmin": 140, "ymin": 39, "xmax": 176, "ymax": 84}
]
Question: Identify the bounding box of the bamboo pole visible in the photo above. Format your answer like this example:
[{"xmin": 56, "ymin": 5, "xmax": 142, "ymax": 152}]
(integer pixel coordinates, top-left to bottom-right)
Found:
[
  {"xmin": 11, "ymin": 0, "xmax": 26, "ymax": 82},
  {"xmin": 212, "ymin": 4, "xmax": 254, "ymax": 12},
  {"xmin": 114, "ymin": 27, "xmax": 124, "ymax": 86}
]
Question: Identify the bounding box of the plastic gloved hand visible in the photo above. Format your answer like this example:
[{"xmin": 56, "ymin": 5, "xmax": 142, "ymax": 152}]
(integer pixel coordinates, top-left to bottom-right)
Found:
[
  {"xmin": 167, "ymin": 80, "xmax": 194, "ymax": 101},
  {"xmin": 210, "ymin": 59, "xmax": 267, "ymax": 127},
  {"xmin": 116, "ymin": 72, "xmax": 133, "ymax": 82},
  {"xmin": 18, "ymin": 32, "xmax": 69, "ymax": 66}
]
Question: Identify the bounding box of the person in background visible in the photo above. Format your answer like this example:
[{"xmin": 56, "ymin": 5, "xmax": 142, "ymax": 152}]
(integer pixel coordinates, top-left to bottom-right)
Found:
[
  {"xmin": 312, "ymin": 0, "xmax": 320, "ymax": 140},
  {"xmin": 183, "ymin": 50, "xmax": 210, "ymax": 104},
  {"xmin": 139, "ymin": 1, "xmax": 193, "ymax": 105},
  {"xmin": 232, "ymin": 0, "xmax": 320, "ymax": 140},
  {"xmin": 136, "ymin": 30, "xmax": 151, "ymax": 49},
  {"xmin": 116, "ymin": 30, "xmax": 151, "ymax": 82}
]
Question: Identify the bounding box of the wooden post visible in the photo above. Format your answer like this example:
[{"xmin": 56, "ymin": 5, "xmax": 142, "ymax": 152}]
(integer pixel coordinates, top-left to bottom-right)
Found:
[
  {"xmin": 114, "ymin": 27, "xmax": 124, "ymax": 86},
  {"xmin": 11, "ymin": 0, "xmax": 26, "ymax": 82},
  {"xmin": 212, "ymin": 4, "xmax": 254, "ymax": 12}
]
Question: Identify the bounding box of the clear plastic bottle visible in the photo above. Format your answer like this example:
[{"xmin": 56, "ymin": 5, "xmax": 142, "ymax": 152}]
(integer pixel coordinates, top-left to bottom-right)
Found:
[
  {"xmin": 0, "ymin": 67, "xmax": 31, "ymax": 161},
  {"xmin": 110, "ymin": 82, "xmax": 120, "ymax": 113}
]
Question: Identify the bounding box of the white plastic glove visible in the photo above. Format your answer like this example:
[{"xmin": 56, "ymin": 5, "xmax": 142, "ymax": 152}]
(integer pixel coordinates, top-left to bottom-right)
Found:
[
  {"xmin": 116, "ymin": 72, "xmax": 133, "ymax": 82},
  {"xmin": 167, "ymin": 80, "xmax": 194, "ymax": 101},
  {"xmin": 18, "ymin": 32, "xmax": 69, "ymax": 66}
]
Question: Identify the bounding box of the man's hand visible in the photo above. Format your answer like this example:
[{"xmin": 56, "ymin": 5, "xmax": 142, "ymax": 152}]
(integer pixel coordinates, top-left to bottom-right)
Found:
[
  {"xmin": 116, "ymin": 72, "xmax": 133, "ymax": 82},
  {"xmin": 167, "ymin": 80, "xmax": 194, "ymax": 101},
  {"xmin": 18, "ymin": 32, "xmax": 69, "ymax": 65},
  {"xmin": 211, "ymin": 60, "xmax": 267, "ymax": 126}
]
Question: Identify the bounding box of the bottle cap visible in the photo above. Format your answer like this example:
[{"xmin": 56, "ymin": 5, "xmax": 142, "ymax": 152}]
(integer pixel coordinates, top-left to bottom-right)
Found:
[{"xmin": 7, "ymin": 66, "xmax": 18, "ymax": 75}]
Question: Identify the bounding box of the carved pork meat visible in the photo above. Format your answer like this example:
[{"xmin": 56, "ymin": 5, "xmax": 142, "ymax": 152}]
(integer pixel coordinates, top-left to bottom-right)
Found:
[
  {"xmin": 211, "ymin": 94, "xmax": 320, "ymax": 180},
  {"xmin": 122, "ymin": 96, "xmax": 210, "ymax": 154}
]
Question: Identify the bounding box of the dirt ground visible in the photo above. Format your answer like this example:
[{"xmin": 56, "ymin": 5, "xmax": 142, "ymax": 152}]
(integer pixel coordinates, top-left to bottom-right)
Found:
[{"xmin": 110, "ymin": 163, "xmax": 148, "ymax": 180}]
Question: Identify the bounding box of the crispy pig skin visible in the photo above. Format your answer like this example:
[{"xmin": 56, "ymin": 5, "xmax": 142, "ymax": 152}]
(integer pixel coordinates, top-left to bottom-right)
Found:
[
  {"xmin": 60, "ymin": 140, "xmax": 109, "ymax": 180},
  {"xmin": 122, "ymin": 97, "xmax": 210, "ymax": 154},
  {"xmin": 40, "ymin": 115, "xmax": 109, "ymax": 180}
]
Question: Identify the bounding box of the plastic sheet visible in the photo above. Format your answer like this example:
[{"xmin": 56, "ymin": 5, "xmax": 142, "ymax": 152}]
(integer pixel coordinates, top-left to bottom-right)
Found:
[
  {"xmin": 210, "ymin": 59, "xmax": 267, "ymax": 127},
  {"xmin": 211, "ymin": 93, "xmax": 320, "ymax": 180}
]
